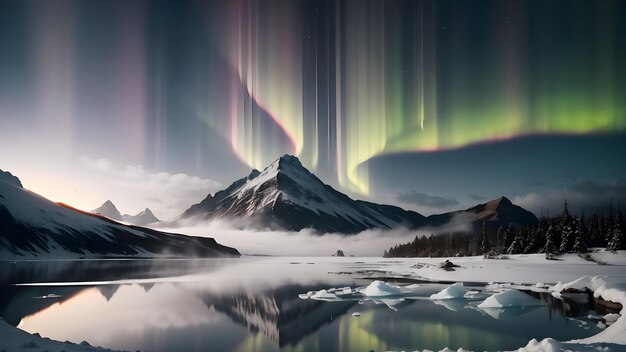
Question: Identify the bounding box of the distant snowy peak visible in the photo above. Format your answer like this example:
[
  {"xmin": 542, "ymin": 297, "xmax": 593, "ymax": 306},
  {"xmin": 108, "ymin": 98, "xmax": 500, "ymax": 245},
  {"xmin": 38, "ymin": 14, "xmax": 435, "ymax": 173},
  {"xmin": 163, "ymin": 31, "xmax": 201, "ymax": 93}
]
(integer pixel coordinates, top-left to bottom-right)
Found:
[
  {"xmin": 91, "ymin": 200, "xmax": 123, "ymax": 221},
  {"xmin": 122, "ymin": 208, "xmax": 160, "ymax": 226},
  {"xmin": 0, "ymin": 169, "xmax": 23, "ymax": 188},
  {"xmin": 181, "ymin": 154, "xmax": 427, "ymax": 234}
]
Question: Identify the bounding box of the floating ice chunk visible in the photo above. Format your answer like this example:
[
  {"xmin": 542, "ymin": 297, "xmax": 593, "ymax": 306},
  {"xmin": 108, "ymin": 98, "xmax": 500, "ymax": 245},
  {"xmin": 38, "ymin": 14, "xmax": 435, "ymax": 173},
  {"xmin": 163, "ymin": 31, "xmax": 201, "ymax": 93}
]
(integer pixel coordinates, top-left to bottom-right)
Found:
[
  {"xmin": 298, "ymin": 291, "xmax": 314, "ymax": 299},
  {"xmin": 360, "ymin": 280, "xmax": 403, "ymax": 297},
  {"xmin": 604, "ymin": 313, "xmax": 620, "ymax": 325},
  {"xmin": 310, "ymin": 289, "xmax": 337, "ymax": 300},
  {"xmin": 478, "ymin": 289, "xmax": 545, "ymax": 308},
  {"xmin": 597, "ymin": 322, "xmax": 607, "ymax": 329},
  {"xmin": 336, "ymin": 287, "xmax": 352, "ymax": 296},
  {"xmin": 517, "ymin": 338, "xmax": 561, "ymax": 352},
  {"xmin": 430, "ymin": 283, "xmax": 465, "ymax": 300},
  {"xmin": 587, "ymin": 313, "xmax": 603, "ymax": 320}
]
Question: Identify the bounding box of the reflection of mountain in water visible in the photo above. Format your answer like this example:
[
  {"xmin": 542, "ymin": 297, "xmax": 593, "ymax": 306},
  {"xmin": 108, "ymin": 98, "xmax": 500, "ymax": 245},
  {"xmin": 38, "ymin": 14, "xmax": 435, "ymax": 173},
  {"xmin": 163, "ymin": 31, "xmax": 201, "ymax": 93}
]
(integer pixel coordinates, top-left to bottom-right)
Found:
[{"xmin": 205, "ymin": 285, "xmax": 356, "ymax": 347}]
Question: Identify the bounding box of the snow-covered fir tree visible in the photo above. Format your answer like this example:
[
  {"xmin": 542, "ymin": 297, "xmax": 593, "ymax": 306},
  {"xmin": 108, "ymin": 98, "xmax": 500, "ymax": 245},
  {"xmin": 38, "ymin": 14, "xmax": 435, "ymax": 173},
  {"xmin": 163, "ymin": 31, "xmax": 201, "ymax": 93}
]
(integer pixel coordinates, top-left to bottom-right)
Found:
[
  {"xmin": 572, "ymin": 216, "xmax": 587, "ymax": 253},
  {"xmin": 507, "ymin": 232, "xmax": 524, "ymax": 254},
  {"xmin": 559, "ymin": 200, "xmax": 575, "ymax": 253},
  {"xmin": 543, "ymin": 225, "xmax": 557, "ymax": 255},
  {"xmin": 479, "ymin": 221, "xmax": 490, "ymax": 254},
  {"xmin": 495, "ymin": 225, "xmax": 504, "ymax": 252},
  {"xmin": 503, "ymin": 224, "xmax": 515, "ymax": 250},
  {"xmin": 524, "ymin": 230, "xmax": 538, "ymax": 254},
  {"xmin": 604, "ymin": 216, "xmax": 613, "ymax": 245},
  {"xmin": 587, "ymin": 215, "xmax": 603, "ymax": 247},
  {"xmin": 607, "ymin": 212, "xmax": 624, "ymax": 251}
]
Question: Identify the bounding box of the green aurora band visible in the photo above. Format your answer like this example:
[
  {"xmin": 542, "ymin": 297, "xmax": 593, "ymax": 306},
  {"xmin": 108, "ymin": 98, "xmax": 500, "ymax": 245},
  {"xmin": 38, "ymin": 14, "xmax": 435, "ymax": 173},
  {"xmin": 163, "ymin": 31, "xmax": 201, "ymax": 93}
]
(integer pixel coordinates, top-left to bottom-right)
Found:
[{"xmin": 217, "ymin": 0, "xmax": 626, "ymax": 195}]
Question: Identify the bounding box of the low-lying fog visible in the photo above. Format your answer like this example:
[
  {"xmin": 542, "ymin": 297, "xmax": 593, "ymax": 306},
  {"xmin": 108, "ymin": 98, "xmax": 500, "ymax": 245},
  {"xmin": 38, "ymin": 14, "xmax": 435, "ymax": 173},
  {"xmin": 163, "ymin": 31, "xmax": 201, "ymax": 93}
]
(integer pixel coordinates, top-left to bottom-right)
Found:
[{"xmin": 154, "ymin": 216, "xmax": 471, "ymax": 257}]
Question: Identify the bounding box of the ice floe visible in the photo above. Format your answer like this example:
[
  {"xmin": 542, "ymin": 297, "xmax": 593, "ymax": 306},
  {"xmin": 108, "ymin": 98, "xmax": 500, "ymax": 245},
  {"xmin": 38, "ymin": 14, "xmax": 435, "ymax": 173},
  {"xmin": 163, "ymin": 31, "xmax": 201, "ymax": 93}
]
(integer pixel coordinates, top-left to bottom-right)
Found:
[{"xmin": 477, "ymin": 289, "xmax": 545, "ymax": 308}]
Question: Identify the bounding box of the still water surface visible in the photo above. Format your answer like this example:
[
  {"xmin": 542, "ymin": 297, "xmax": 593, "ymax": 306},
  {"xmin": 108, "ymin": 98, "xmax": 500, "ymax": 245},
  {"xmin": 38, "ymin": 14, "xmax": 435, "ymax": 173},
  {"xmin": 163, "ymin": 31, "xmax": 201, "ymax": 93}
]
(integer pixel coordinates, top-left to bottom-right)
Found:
[{"xmin": 0, "ymin": 258, "xmax": 602, "ymax": 351}]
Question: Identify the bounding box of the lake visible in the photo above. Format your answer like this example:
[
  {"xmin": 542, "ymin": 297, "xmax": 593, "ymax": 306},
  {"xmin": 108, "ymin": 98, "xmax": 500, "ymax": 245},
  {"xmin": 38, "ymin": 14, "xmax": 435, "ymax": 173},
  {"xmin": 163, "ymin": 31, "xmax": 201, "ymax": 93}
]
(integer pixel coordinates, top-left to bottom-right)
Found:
[{"xmin": 0, "ymin": 258, "xmax": 604, "ymax": 351}]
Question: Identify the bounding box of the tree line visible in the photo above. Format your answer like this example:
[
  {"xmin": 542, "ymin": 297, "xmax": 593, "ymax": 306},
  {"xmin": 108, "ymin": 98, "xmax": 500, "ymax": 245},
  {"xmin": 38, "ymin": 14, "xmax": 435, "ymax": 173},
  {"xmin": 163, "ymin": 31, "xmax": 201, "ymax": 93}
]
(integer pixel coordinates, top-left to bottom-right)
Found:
[{"xmin": 383, "ymin": 201, "xmax": 624, "ymax": 258}]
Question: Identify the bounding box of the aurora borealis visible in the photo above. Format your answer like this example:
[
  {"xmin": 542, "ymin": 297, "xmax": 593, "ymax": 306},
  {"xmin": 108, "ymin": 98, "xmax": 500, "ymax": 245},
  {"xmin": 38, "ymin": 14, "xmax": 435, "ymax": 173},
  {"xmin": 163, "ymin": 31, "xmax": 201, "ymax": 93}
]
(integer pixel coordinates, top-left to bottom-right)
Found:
[{"xmin": 1, "ymin": 0, "xmax": 625, "ymax": 217}]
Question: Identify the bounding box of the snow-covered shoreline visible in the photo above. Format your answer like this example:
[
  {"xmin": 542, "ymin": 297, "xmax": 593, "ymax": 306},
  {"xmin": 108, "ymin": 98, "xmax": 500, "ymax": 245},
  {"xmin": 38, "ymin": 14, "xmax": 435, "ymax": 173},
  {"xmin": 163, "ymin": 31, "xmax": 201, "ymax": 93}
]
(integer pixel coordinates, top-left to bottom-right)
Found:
[
  {"xmin": 0, "ymin": 317, "xmax": 125, "ymax": 352},
  {"xmin": 1, "ymin": 252, "xmax": 624, "ymax": 352}
]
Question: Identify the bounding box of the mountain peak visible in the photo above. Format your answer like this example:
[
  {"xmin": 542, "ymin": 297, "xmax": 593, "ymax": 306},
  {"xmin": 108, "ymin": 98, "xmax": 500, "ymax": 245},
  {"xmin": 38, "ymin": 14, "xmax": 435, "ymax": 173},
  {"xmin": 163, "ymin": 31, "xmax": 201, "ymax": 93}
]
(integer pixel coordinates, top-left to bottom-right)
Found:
[
  {"xmin": 180, "ymin": 154, "xmax": 427, "ymax": 233},
  {"xmin": 248, "ymin": 169, "xmax": 261, "ymax": 180},
  {"xmin": 92, "ymin": 200, "xmax": 122, "ymax": 221},
  {"xmin": 0, "ymin": 169, "xmax": 23, "ymax": 188},
  {"xmin": 277, "ymin": 154, "xmax": 302, "ymax": 167},
  {"xmin": 123, "ymin": 207, "xmax": 160, "ymax": 225},
  {"xmin": 262, "ymin": 154, "xmax": 304, "ymax": 175},
  {"xmin": 493, "ymin": 196, "xmax": 512, "ymax": 206}
]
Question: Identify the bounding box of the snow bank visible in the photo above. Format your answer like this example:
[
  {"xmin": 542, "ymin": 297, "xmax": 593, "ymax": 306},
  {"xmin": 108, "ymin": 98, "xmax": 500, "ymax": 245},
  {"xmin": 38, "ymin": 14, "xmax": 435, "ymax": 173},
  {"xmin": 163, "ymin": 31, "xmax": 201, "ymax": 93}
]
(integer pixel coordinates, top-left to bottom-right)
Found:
[
  {"xmin": 565, "ymin": 276, "xmax": 626, "ymax": 345},
  {"xmin": 516, "ymin": 338, "xmax": 561, "ymax": 352},
  {"xmin": 430, "ymin": 283, "xmax": 466, "ymax": 300},
  {"xmin": 0, "ymin": 318, "xmax": 122, "ymax": 352},
  {"xmin": 477, "ymin": 289, "xmax": 544, "ymax": 308},
  {"xmin": 360, "ymin": 280, "xmax": 403, "ymax": 297},
  {"xmin": 551, "ymin": 276, "xmax": 592, "ymax": 294}
]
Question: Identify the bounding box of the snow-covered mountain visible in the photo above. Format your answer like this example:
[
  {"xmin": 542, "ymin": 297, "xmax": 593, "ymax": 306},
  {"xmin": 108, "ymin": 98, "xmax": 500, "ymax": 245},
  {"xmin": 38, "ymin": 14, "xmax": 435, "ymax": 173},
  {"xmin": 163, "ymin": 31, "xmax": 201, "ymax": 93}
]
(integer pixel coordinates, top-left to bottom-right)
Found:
[
  {"xmin": 178, "ymin": 155, "xmax": 539, "ymax": 234},
  {"xmin": 426, "ymin": 196, "xmax": 538, "ymax": 230},
  {"xmin": 0, "ymin": 169, "xmax": 239, "ymax": 259},
  {"xmin": 92, "ymin": 201, "xmax": 160, "ymax": 226},
  {"xmin": 91, "ymin": 200, "xmax": 123, "ymax": 221},
  {"xmin": 180, "ymin": 155, "xmax": 427, "ymax": 233},
  {"xmin": 123, "ymin": 208, "xmax": 160, "ymax": 226}
]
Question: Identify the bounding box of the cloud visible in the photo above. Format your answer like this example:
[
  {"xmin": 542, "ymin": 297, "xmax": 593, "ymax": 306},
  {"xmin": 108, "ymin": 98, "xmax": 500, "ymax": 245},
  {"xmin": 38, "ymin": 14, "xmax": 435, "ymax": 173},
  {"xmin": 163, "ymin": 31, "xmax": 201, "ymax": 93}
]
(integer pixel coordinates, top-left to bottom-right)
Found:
[
  {"xmin": 80, "ymin": 157, "xmax": 221, "ymax": 219},
  {"xmin": 568, "ymin": 179, "xmax": 626, "ymax": 198},
  {"xmin": 394, "ymin": 190, "xmax": 458, "ymax": 209},
  {"xmin": 513, "ymin": 179, "xmax": 626, "ymax": 217},
  {"xmin": 155, "ymin": 215, "xmax": 472, "ymax": 257}
]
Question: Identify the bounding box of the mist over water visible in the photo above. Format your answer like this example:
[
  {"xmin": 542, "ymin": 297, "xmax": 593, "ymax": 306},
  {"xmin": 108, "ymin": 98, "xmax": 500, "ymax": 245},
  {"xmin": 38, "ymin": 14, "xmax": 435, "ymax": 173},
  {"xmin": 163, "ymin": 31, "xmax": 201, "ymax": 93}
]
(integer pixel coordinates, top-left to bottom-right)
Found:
[{"xmin": 154, "ymin": 216, "xmax": 472, "ymax": 256}]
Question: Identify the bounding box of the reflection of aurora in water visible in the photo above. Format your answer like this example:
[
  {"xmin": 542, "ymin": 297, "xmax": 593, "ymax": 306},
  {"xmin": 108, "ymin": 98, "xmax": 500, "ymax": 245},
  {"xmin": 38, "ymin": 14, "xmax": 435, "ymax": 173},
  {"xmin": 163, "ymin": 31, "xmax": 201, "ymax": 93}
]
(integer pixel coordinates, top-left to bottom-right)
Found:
[{"xmin": 4, "ymin": 259, "xmax": 603, "ymax": 352}]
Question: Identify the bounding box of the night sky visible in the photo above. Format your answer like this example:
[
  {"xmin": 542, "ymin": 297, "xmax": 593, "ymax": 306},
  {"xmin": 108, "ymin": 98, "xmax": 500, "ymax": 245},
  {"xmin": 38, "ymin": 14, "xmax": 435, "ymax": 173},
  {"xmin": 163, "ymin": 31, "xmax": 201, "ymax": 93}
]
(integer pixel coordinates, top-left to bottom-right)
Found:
[{"xmin": 1, "ymin": 0, "xmax": 625, "ymax": 218}]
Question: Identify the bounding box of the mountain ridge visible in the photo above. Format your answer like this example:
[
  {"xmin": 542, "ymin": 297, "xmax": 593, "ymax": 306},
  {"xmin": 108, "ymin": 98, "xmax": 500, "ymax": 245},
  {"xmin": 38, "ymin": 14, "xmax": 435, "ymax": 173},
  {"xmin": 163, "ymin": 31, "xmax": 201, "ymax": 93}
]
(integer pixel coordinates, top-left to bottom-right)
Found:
[
  {"xmin": 92, "ymin": 200, "xmax": 160, "ymax": 226},
  {"xmin": 426, "ymin": 196, "xmax": 538, "ymax": 230},
  {"xmin": 179, "ymin": 155, "xmax": 537, "ymax": 234},
  {"xmin": 0, "ymin": 171, "xmax": 239, "ymax": 259}
]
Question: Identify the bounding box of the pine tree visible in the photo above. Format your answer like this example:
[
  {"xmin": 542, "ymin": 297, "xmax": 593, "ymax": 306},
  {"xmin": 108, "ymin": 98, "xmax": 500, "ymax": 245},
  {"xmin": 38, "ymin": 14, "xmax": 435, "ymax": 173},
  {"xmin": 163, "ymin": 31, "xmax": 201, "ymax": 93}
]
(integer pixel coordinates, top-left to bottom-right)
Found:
[
  {"xmin": 587, "ymin": 215, "xmax": 602, "ymax": 247},
  {"xmin": 495, "ymin": 225, "xmax": 504, "ymax": 252},
  {"xmin": 507, "ymin": 232, "xmax": 524, "ymax": 254},
  {"xmin": 544, "ymin": 225, "xmax": 557, "ymax": 255},
  {"xmin": 503, "ymin": 224, "xmax": 514, "ymax": 249},
  {"xmin": 560, "ymin": 218, "xmax": 574, "ymax": 253},
  {"xmin": 602, "ymin": 216, "xmax": 613, "ymax": 246},
  {"xmin": 559, "ymin": 200, "xmax": 574, "ymax": 253},
  {"xmin": 607, "ymin": 212, "xmax": 624, "ymax": 251},
  {"xmin": 572, "ymin": 216, "xmax": 588, "ymax": 253},
  {"xmin": 479, "ymin": 221, "xmax": 490, "ymax": 254}
]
